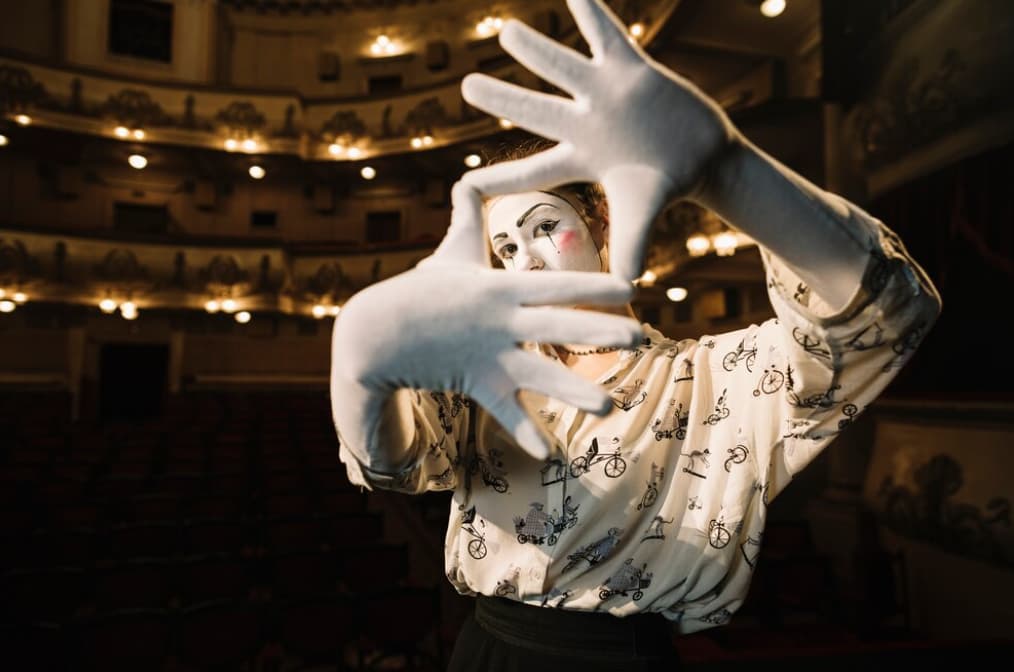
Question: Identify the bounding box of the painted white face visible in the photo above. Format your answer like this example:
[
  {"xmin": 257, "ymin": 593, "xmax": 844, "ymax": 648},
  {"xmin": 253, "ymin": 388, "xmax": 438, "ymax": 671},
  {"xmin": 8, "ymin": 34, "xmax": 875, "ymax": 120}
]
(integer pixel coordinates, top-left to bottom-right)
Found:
[{"xmin": 487, "ymin": 191, "xmax": 602, "ymax": 273}]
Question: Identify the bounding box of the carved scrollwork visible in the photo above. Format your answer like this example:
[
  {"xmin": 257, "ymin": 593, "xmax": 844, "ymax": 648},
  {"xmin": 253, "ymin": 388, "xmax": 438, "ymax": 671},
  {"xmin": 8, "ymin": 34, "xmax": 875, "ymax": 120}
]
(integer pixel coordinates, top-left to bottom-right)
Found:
[
  {"xmin": 845, "ymin": 49, "xmax": 965, "ymax": 169},
  {"xmin": 876, "ymin": 453, "xmax": 1013, "ymax": 567},
  {"xmin": 0, "ymin": 64, "xmax": 47, "ymax": 114},
  {"xmin": 198, "ymin": 254, "xmax": 251, "ymax": 295},
  {"xmin": 215, "ymin": 101, "xmax": 267, "ymax": 137},
  {"xmin": 100, "ymin": 89, "xmax": 169, "ymax": 128},
  {"xmin": 320, "ymin": 110, "xmax": 367, "ymax": 143},
  {"xmin": 404, "ymin": 96, "xmax": 449, "ymax": 136},
  {"xmin": 0, "ymin": 238, "xmax": 42, "ymax": 284},
  {"xmin": 304, "ymin": 260, "xmax": 357, "ymax": 301},
  {"xmin": 94, "ymin": 248, "xmax": 149, "ymax": 284}
]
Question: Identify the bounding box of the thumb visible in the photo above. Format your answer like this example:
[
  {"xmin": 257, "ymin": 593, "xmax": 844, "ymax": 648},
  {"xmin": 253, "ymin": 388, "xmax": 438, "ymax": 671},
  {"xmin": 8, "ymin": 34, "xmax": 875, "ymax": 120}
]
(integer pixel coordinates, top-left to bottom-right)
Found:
[
  {"xmin": 600, "ymin": 166, "xmax": 674, "ymax": 283},
  {"xmin": 420, "ymin": 180, "xmax": 489, "ymax": 269}
]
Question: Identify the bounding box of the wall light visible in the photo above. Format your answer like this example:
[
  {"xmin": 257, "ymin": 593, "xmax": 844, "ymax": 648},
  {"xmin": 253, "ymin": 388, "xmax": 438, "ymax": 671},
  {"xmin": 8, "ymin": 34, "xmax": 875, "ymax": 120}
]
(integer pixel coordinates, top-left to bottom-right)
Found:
[
  {"xmin": 361, "ymin": 166, "xmax": 376, "ymax": 180},
  {"xmin": 666, "ymin": 287, "xmax": 688, "ymax": 302},
  {"xmin": 249, "ymin": 165, "xmax": 265, "ymax": 179},
  {"xmin": 0, "ymin": 134, "xmax": 7, "ymax": 146},
  {"xmin": 476, "ymin": 16, "xmax": 504, "ymax": 38},
  {"xmin": 128, "ymin": 154, "xmax": 147, "ymax": 169},
  {"xmin": 464, "ymin": 154, "xmax": 481, "ymax": 168},
  {"xmin": 235, "ymin": 311, "xmax": 251, "ymax": 324},
  {"xmin": 14, "ymin": 114, "xmax": 31, "ymax": 126},
  {"xmin": 0, "ymin": 300, "xmax": 15, "ymax": 313},
  {"xmin": 686, "ymin": 234, "xmax": 710, "ymax": 257},
  {"xmin": 99, "ymin": 298, "xmax": 118, "ymax": 314},
  {"xmin": 370, "ymin": 34, "xmax": 398, "ymax": 56},
  {"xmin": 712, "ymin": 231, "xmax": 739, "ymax": 256},
  {"xmin": 760, "ymin": 0, "xmax": 786, "ymax": 18}
]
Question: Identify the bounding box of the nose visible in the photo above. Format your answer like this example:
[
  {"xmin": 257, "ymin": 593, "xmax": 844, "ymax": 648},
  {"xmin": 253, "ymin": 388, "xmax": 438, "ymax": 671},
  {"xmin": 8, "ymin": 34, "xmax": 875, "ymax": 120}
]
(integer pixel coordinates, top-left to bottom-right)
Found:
[{"xmin": 519, "ymin": 253, "xmax": 544, "ymax": 271}]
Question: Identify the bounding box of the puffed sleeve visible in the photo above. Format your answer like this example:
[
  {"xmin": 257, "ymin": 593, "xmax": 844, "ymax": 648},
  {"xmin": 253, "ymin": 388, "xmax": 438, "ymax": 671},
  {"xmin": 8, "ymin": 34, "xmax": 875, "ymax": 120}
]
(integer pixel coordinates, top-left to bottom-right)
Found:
[{"xmin": 747, "ymin": 209, "xmax": 941, "ymax": 500}]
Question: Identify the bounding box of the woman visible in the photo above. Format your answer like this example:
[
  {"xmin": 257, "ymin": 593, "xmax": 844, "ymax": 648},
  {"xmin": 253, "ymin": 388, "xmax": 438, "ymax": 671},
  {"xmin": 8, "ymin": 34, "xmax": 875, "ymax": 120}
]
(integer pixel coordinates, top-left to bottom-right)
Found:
[{"xmin": 328, "ymin": 1, "xmax": 941, "ymax": 669}]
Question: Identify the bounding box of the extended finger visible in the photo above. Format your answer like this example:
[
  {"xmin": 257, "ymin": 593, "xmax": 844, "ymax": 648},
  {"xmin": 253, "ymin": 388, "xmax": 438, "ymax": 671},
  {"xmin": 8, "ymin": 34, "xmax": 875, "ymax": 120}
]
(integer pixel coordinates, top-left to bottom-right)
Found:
[
  {"xmin": 502, "ymin": 269, "xmax": 633, "ymax": 306},
  {"xmin": 600, "ymin": 166, "xmax": 675, "ymax": 282},
  {"xmin": 503, "ymin": 350, "xmax": 614, "ymax": 416},
  {"xmin": 471, "ymin": 380, "xmax": 554, "ymax": 460},
  {"xmin": 461, "ymin": 73, "xmax": 576, "ymax": 141},
  {"xmin": 511, "ymin": 307, "xmax": 644, "ymax": 352},
  {"xmin": 462, "ymin": 143, "xmax": 588, "ymax": 199},
  {"xmin": 422, "ymin": 180, "xmax": 489, "ymax": 268},
  {"xmin": 498, "ymin": 19, "xmax": 594, "ymax": 98},
  {"xmin": 567, "ymin": 0, "xmax": 630, "ymax": 59}
]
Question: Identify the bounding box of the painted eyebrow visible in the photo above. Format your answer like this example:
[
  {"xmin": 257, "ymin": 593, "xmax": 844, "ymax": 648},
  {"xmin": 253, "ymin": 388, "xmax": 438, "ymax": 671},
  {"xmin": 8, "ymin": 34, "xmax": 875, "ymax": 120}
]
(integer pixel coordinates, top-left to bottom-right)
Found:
[
  {"xmin": 491, "ymin": 203, "xmax": 559, "ymax": 244},
  {"xmin": 516, "ymin": 202, "xmax": 557, "ymax": 229}
]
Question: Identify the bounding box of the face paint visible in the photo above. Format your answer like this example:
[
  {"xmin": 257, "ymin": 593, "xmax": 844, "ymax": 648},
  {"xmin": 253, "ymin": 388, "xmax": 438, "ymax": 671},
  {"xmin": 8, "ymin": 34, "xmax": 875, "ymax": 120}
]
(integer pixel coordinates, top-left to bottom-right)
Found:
[{"xmin": 487, "ymin": 191, "xmax": 602, "ymax": 273}]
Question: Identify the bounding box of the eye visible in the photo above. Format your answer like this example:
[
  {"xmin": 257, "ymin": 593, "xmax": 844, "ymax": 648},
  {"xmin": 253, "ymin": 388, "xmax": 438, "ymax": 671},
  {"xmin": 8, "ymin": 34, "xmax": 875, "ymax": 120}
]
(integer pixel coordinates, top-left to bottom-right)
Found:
[
  {"xmin": 497, "ymin": 243, "xmax": 517, "ymax": 260},
  {"xmin": 537, "ymin": 219, "xmax": 559, "ymax": 233}
]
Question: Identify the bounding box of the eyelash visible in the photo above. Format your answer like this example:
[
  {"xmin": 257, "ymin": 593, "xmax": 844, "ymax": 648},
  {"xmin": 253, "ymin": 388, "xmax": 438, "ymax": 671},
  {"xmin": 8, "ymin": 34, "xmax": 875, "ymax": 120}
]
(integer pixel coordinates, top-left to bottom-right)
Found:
[{"xmin": 497, "ymin": 220, "xmax": 559, "ymax": 260}]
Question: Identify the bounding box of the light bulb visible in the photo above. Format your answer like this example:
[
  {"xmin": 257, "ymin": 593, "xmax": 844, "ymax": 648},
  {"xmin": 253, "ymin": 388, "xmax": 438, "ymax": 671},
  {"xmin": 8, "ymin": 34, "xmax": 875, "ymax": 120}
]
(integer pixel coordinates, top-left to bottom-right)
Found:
[
  {"xmin": 235, "ymin": 311, "xmax": 251, "ymax": 324},
  {"xmin": 666, "ymin": 287, "xmax": 688, "ymax": 302},
  {"xmin": 128, "ymin": 154, "xmax": 147, "ymax": 169},
  {"xmin": 760, "ymin": 0, "xmax": 786, "ymax": 18},
  {"xmin": 361, "ymin": 166, "xmax": 376, "ymax": 180}
]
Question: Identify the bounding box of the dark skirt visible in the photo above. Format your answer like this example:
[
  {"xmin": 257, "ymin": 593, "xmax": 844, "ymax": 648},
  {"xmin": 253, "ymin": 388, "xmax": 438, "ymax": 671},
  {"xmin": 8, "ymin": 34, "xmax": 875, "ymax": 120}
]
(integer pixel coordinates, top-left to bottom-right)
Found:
[{"xmin": 447, "ymin": 595, "xmax": 682, "ymax": 671}]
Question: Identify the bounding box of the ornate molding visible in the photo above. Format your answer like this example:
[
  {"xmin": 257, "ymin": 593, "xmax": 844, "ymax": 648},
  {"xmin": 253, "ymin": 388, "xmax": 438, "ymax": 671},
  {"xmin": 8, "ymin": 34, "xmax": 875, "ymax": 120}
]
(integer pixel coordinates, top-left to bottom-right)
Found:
[
  {"xmin": 214, "ymin": 101, "xmax": 267, "ymax": 138},
  {"xmin": 198, "ymin": 254, "xmax": 252, "ymax": 295},
  {"xmin": 875, "ymin": 453, "xmax": 1013, "ymax": 568},
  {"xmin": 845, "ymin": 49, "xmax": 966, "ymax": 169},
  {"xmin": 0, "ymin": 238, "xmax": 42, "ymax": 285},
  {"xmin": 100, "ymin": 88, "xmax": 170, "ymax": 128},
  {"xmin": 320, "ymin": 109, "xmax": 367, "ymax": 142},
  {"xmin": 0, "ymin": 64, "xmax": 47, "ymax": 114},
  {"xmin": 94, "ymin": 248, "xmax": 149, "ymax": 284},
  {"xmin": 403, "ymin": 96, "xmax": 449, "ymax": 136}
]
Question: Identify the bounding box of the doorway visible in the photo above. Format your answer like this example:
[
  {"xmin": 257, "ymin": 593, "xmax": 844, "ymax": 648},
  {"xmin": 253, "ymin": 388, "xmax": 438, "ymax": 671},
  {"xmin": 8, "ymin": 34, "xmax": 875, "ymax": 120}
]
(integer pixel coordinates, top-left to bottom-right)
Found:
[{"xmin": 99, "ymin": 342, "xmax": 169, "ymax": 421}]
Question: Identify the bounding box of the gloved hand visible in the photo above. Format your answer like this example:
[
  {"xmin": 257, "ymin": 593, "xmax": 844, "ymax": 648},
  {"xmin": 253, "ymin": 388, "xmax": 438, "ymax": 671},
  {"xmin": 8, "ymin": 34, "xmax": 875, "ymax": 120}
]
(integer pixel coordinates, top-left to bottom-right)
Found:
[
  {"xmin": 330, "ymin": 181, "xmax": 643, "ymax": 464},
  {"xmin": 459, "ymin": 0, "xmax": 872, "ymax": 311},
  {"xmin": 460, "ymin": 0, "xmax": 737, "ymax": 282}
]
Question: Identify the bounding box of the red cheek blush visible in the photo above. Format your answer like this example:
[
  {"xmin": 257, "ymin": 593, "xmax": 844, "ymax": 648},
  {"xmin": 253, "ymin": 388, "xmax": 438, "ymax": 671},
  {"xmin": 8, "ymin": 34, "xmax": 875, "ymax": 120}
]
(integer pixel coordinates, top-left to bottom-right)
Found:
[{"xmin": 556, "ymin": 230, "xmax": 577, "ymax": 250}]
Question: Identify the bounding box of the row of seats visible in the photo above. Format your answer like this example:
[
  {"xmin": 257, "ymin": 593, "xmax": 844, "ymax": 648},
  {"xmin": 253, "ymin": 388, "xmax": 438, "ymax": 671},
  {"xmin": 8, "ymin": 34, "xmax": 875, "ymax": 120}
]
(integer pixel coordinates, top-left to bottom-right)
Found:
[
  {"xmin": 2, "ymin": 586, "xmax": 443, "ymax": 672},
  {"xmin": 6, "ymin": 511, "xmax": 386, "ymax": 570},
  {"xmin": 3, "ymin": 544, "xmax": 412, "ymax": 619}
]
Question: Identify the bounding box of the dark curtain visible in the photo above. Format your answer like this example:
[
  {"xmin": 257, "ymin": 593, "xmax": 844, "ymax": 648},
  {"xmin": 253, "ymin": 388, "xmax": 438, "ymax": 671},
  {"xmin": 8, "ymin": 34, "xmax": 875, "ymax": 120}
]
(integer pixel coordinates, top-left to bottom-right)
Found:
[{"xmin": 868, "ymin": 140, "xmax": 1014, "ymax": 400}]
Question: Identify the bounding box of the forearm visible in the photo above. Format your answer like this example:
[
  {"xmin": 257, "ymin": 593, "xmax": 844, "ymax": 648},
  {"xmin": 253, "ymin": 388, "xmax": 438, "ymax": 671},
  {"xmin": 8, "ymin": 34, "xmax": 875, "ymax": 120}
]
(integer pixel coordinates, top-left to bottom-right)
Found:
[
  {"xmin": 333, "ymin": 381, "xmax": 418, "ymax": 475},
  {"xmin": 692, "ymin": 137, "xmax": 871, "ymax": 311}
]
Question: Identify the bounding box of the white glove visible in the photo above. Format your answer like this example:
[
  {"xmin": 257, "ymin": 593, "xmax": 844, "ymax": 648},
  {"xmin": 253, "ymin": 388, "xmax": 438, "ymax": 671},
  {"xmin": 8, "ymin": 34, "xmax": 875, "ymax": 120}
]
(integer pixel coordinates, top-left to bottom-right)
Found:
[
  {"xmin": 330, "ymin": 181, "xmax": 643, "ymax": 465},
  {"xmin": 461, "ymin": 0, "xmax": 870, "ymax": 308}
]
